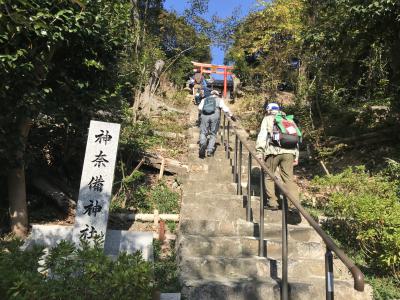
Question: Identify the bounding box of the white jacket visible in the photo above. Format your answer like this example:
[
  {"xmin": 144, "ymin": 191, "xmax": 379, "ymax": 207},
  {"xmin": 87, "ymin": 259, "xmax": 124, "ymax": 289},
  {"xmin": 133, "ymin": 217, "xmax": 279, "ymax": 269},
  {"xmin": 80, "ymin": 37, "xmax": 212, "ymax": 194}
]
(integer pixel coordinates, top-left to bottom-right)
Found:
[
  {"xmin": 198, "ymin": 96, "xmax": 232, "ymax": 116},
  {"xmin": 256, "ymin": 112, "xmax": 299, "ymax": 161}
]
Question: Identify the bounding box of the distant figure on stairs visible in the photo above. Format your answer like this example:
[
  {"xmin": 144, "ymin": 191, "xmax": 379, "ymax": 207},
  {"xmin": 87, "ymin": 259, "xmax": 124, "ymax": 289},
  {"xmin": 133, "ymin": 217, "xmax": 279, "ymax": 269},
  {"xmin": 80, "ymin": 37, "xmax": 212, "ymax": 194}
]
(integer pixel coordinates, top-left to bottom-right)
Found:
[
  {"xmin": 198, "ymin": 90, "xmax": 235, "ymax": 158},
  {"xmin": 192, "ymin": 70, "xmax": 206, "ymax": 96},
  {"xmin": 256, "ymin": 102, "xmax": 300, "ymax": 210}
]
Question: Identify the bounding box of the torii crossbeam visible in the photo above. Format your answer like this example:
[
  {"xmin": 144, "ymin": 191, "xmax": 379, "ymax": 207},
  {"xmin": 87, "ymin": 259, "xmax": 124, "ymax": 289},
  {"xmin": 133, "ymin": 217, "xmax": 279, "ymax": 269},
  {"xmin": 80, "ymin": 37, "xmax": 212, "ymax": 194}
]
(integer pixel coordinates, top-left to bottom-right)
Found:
[{"xmin": 191, "ymin": 61, "xmax": 234, "ymax": 98}]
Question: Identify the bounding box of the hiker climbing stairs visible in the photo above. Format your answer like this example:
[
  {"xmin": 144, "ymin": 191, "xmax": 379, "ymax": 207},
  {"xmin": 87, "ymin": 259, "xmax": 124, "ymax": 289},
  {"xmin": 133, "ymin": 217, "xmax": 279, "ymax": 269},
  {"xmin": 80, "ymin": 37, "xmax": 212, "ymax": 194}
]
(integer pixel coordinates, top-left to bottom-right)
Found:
[{"xmin": 177, "ymin": 105, "xmax": 372, "ymax": 299}]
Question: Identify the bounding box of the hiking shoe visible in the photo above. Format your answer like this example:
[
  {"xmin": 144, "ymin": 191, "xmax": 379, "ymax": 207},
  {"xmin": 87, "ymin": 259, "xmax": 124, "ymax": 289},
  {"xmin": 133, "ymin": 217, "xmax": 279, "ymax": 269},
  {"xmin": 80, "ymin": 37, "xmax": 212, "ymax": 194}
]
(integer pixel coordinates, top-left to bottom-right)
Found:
[
  {"xmin": 206, "ymin": 151, "xmax": 214, "ymax": 157},
  {"xmin": 199, "ymin": 145, "xmax": 206, "ymax": 158}
]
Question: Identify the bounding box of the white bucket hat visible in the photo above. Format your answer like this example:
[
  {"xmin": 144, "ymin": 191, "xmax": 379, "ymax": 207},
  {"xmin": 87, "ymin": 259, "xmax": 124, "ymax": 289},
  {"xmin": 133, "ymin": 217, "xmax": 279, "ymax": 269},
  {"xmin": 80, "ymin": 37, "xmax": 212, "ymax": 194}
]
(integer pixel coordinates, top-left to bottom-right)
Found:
[{"xmin": 265, "ymin": 102, "xmax": 280, "ymax": 111}]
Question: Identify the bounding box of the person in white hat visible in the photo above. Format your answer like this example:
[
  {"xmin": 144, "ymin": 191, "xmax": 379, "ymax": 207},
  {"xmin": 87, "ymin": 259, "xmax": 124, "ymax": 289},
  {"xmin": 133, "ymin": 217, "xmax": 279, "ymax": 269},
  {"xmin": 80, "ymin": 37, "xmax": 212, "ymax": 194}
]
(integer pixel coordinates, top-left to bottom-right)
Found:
[{"xmin": 256, "ymin": 102, "xmax": 299, "ymax": 210}]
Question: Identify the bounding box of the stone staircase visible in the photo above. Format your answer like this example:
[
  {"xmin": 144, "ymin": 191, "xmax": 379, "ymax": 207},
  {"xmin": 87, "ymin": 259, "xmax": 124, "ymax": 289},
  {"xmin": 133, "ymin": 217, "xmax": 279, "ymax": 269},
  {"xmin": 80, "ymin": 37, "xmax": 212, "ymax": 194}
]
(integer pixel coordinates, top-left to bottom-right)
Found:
[{"xmin": 177, "ymin": 107, "xmax": 372, "ymax": 299}]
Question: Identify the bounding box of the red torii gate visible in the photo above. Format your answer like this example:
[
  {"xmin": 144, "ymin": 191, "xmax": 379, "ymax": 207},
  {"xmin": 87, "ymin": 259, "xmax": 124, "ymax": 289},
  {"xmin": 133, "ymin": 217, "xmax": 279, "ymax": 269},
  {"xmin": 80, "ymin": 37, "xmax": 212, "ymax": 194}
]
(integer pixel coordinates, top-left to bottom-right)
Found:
[{"xmin": 192, "ymin": 61, "xmax": 234, "ymax": 98}]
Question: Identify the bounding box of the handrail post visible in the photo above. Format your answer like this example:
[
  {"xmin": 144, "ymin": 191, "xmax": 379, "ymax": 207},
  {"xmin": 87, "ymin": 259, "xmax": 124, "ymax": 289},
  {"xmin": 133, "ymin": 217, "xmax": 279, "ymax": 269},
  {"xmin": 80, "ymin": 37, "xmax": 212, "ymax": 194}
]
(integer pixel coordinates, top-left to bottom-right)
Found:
[
  {"xmin": 233, "ymin": 135, "xmax": 238, "ymax": 182},
  {"xmin": 222, "ymin": 113, "xmax": 226, "ymax": 145},
  {"xmin": 282, "ymin": 195, "xmax": 289, "ymax": 300},
  {"xmin": 259, "ymin": 169, "xmax": 265, "ymax": 257},
  {"xmin": 247, "ymin": 153, "xmax": 252, "ymax": 221},
  {"xmin": 237, "ymin": 141, "xmax": 242, "ymax": 195},
  {"xmin": 326, "ymin": 248, "xmax": 334, "ymax": 300},
  {"xmin": 227, "ymin": 121, "xmax": 230, "ymax": 159}
]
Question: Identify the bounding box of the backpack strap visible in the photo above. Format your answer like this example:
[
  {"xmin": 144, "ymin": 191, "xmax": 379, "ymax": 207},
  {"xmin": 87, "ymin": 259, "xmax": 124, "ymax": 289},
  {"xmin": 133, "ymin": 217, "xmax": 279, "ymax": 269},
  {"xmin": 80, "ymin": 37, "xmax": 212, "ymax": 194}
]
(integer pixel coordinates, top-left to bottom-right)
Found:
[
  {"xmin": 285, "ymin": 115, "xmax": 302, "ymax": 137},
  {"xmin": 274, "ymin": 113, "xmax": 287, "ymax": 133}
]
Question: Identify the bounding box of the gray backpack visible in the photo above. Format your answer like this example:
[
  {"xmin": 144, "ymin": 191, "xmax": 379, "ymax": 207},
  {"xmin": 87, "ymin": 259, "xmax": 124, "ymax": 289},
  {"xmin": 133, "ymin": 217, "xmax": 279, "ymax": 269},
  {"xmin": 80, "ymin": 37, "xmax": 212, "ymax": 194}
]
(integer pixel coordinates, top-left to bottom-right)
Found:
[{"xmin": 202, "ymin": 96, "xmax": 217, "ymax": 115}]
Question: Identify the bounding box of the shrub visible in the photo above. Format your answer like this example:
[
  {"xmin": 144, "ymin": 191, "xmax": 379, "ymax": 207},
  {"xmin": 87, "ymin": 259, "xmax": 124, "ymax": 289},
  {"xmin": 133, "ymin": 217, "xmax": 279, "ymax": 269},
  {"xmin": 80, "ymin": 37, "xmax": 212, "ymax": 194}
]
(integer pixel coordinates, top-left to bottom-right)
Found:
[
  {"xmin": 153, "ymin": 240, "xmax": 180, "ymax": 293},
  {"xmin": 150, "ymin": 182, "xmax": 180, "ymax": 214},
  {"xmin": 164, "ymin": 90, "xmax": 190, "ymax": 109},
  {"xmin": 312, "ymin": 166, "xmax": 400, "ymax": 280},
  {"xmin": 166, "ymin": 221, "xmax": 176, "ymax": 233},
  {"xmin": 368, "ymin": 276, "xmax": 400, "ymax": 300},
  {"xmin": 0, "ymin": 236, "xmax": 154, "ymax": 300},
  {"xmin": 119, "ymin": 109, "xmax": 162, "ymax": 157}
]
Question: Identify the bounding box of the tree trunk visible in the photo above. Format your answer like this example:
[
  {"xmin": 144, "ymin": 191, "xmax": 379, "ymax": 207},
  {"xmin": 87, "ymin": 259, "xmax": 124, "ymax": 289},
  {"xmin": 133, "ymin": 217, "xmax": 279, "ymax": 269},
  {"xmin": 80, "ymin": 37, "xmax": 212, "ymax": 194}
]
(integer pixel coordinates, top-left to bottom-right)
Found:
[
  {"xmin": 136, "ymin": 59, "xmax": 165, "ymax": 116},
  {"xmin": 8, "ymin": 118, "xmax": 32, "ymax": 237}
]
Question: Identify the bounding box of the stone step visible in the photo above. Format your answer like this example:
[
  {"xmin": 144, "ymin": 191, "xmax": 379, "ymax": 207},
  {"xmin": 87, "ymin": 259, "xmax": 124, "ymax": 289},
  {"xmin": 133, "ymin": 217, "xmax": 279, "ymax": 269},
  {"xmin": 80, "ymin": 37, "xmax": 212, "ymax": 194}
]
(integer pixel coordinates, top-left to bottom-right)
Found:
[
  {"xmin": 180, "ymin": 276, "xmax": 279, "ymax": 300},
  {"xmin": 182, "ymin": 182, "xmax": 236, "ymax": 194},
  {"xmin": 178, "ymin": 235, "xmax": 325, "ymax": 259},
  {"xmin": 180, "ymin": 204, "xmax": 244, "ymax": 221},
  {"xmin": 240, "ymin": 196, "xmax": 307, "ymax": 225},
  {"xmin": 181, "ymin": 193, "xmax": 243, "ymax": 204},
  {"xmin": 179, "ymin": 255, "xmax": 351, "ymax": 281},
  {"xmin": 180, "ymin": 192, "xmax": 306, "ymax": 225},
  {"xmin": 187, "ymin": 150, "xmax": 227, "ymax": 162},
  {"xmin": 180, "ymin": 275, "xmax": 371, "ymax": 300},
  {"xmin": 179, "ymin": 219, "xmax": 320, "ymax": 243},
  {"xmin": 179, "ymin": 256, "xmax": 270, "ymax": 280},
  {"xmin": 287, "ymin": 277, "xmax": 372, "ymax": 300},
  {"xmin": 187, "ymin": 169, "xmax": 233, "ymax": 182}
]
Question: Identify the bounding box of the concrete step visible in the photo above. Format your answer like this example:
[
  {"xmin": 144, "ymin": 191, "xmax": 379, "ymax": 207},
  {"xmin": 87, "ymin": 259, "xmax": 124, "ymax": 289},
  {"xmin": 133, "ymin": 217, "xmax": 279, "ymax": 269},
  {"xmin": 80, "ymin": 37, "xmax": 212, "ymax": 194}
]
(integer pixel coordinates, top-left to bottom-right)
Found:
[
  {"xmin": 179, "ymin": 194, "xmax": 276, "ymax": 222},
  {"xmin": 182, "ymin": 182, "xmax": 305, "ymax": 220},
  {"xmin": 179, "ymin": 219, "xmax": 320, "ymax": 243},
  {"xmin": 182, "ymin": 182, "xmax": 236, "ymax": 194},
  {"xmin": 180, "ymin": 204, "xmax": 244, "ymax": 221},
  {"xmin": 180, "ymin": 192, "xmax": 306, "ymax": 225},
  {"xmin": 241, "ymin": 196, "xmax": 306, "ymax": 225},
  {"xmin": 180, "ymin": 276, "xmax": 279, "ymax": 300},
  {"xmin": 286, "ymin": 277, "xmax": 372, "ymax": 300},
  {"xmin": 179, "ymin": 256, "xmax": 270, "ymax": 280},
  {"xmin": 180, "ymin": 275, "xmax": 372, "ymax": 300},
  {"xmin": 187, "ymin": 169, "xmax": 234, "ymax": 182},
  {"xmin": 179, "ymin": 255, "xmax": 352, "ymax": 281},
  {"xmin": 178, "ymin": 235, "xmax": 325, "ymax": 259},
  {"xmin": 181, "ymin": 193, "xmax": 243, "ymax": 206}
]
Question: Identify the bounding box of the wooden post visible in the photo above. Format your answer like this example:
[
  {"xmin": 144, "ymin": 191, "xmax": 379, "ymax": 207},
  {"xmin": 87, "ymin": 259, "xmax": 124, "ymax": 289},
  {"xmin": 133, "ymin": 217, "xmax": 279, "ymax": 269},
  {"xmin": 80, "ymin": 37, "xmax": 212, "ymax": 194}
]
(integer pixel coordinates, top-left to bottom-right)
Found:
[
  {"xmin": 158, "ymin": 220, "xmax": 165, "ymax": 241},
  {"xmin": 154, "ymin": 209, "xmax": 159, "ymax": 228},
  {"xmin": 223, "ymin": 67, "xmax": 228, "ymax": 98},
  {"xmin": 158, "ymin": 157, "xmax": 165, "ymax": 180}
]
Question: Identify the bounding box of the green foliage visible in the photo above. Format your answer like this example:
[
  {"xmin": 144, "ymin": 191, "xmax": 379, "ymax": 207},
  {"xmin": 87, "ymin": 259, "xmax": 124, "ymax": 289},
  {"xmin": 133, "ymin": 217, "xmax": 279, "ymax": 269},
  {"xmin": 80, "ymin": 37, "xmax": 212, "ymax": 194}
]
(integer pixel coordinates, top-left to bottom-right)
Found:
[
  {"xmin": 381, "ymin": 158, "xmax": 400, "ymax": 182},
  {"xmin": 110, "ymin": 168, "xmax": 151, "ymax": 213},
  {"xmin": 368, "ymin": 276, "xmax": 400, "ymax": 300},
  {"xmin": 153, "ymin": 239, "xmax": 180, "ymax": 293},
  {"xmin": 302, "ymin": 0, "xmax": 400, "ymax": 128},
  {"xmin": 166, "ymin": 221, "xmax": 176, "ymax": 233},
  {"xmin": 312, "ymin": 166, "xmax": 400, "ymax": 279},
  {"xmin": 233, "ymin": 92, "xmax": 265, "ymax": 132},
  {"xmin": 0, "ymin": 0, "xmax": 136, "ymax": 168},
  {"xmin": 119, "ymin": 109, "xmax": 163, "ymax": 157},
  {"xmin": 228, "ymin": 0, "xmax": 400, "ymax": 140},
  {"xmin": 151, "ymin": 111, "xmax": 187, "ymax": 134},
  {"xmin": 111, "ymin": 179, "xmax": 180, "ymax": 215},
  {"xmin": 164, "ymin": 90, "xmax": 191, "ymax": 109},
  {"xmin": 226, "ymin": 0, "xmax": 304, "ymax": 91},
  {"xmin": 0, "ymin": 236, "xmax": 154, "ymax": 299},
  {"xmin": 159, "ymin": 11, "xmax": 211, "ymax": 87},
  {"xmin": 149, "ymin": 182, "xmax": 180, "ymax": 214},
  {"xmin": 0, "ymin": 0, "xmax": 208, "ymax": 194}
]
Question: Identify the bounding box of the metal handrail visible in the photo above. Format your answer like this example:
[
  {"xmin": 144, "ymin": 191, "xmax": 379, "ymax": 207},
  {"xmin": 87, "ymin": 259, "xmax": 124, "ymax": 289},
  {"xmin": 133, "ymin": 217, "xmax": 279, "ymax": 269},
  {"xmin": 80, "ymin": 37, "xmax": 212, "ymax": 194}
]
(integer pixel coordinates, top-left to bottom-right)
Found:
[{"xmin": 220, "ymin": 113, "xmax": 365, "ymax": 299}]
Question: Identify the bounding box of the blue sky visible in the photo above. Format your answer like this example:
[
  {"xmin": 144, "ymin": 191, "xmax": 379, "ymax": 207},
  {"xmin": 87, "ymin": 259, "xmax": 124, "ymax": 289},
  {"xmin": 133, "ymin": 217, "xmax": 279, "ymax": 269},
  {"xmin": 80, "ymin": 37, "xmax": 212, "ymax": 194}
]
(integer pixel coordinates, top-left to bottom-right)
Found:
[{"xmin": 164, "ymin": 0, "xmax": 259, "ymax": 66}]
